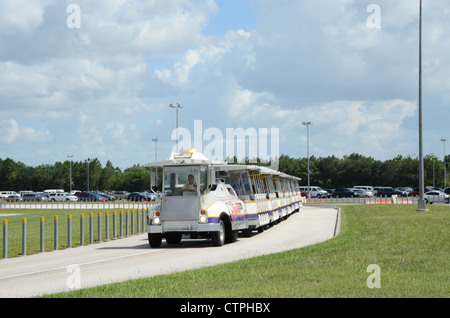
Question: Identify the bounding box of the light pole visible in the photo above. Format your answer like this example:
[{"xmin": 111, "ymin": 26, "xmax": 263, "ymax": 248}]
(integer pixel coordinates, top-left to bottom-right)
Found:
[
  {"xmin": 152, "ymin": 138, "xmax": 159, "ymax": 161},
  {"xmin": 302, "ymin": 122, "xmax": 312, "ymax": 199},
  {"xmin": 169, "ymin": 103, "xmax": 184, "ymax": 153},
  {"xmin": 417, "ymin": 0, "xmax": 428, "ymax": 211},
  {"xmin": 441, "ymin": 138, "xmax": 447, "ymax": 187},
  {"xmin": 152, "ymin": 137, "xmax": 159, "ymax": 189},
  {"xmin": 67, "ymin": 155, "xmax": 74, "ymax": 193},
  {"xmin": 430, "ymin": 153, "xmax": 435, "ymax": 188},
  {"xmin": 86, "ymin": 159, "xmax": 92, "ymax": 192}
]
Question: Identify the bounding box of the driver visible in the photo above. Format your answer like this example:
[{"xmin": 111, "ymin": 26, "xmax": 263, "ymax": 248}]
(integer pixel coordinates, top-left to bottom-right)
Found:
[{"xmin": 182, "ymin": 174, "xmax": 197, "ymax": 193}]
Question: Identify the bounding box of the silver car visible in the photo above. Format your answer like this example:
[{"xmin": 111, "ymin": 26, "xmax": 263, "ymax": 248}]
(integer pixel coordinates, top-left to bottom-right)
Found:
[{"xmin": 424, "ymin": 191, "xmax": 449, "ymax": 204}]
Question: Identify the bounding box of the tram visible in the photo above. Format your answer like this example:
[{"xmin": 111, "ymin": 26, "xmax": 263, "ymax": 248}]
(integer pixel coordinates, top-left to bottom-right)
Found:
[{"xmin": 145, "ymin": 149, "xmax": 302, "ymax": 248}]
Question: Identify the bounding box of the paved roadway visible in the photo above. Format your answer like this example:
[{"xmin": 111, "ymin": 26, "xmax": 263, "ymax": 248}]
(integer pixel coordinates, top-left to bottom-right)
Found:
[{"xmin": 0, "ymin": 206, "xmax": 340, "ymax": 298}]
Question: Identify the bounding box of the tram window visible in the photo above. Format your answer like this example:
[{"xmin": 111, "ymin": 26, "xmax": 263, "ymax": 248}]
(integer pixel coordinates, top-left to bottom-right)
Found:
[
  {"xmin": 199, "ymin": 167, "xmax": 207, "ymax": 194},
  {"xmin": 163, "ymin": 170, "xmax": 201, "ymax": 196},
  {"xmin": 225, "ymin": 171, "xmax": 254, "ymax": 198}
]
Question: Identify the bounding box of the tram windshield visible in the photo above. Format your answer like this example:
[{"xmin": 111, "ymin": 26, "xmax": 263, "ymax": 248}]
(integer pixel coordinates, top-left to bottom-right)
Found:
[{"xmin": 163, "ymin": 166, "xmax": 207, "ymax": 196}]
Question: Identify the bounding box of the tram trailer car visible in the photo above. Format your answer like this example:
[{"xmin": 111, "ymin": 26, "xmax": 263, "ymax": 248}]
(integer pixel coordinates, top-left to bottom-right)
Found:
[{"xmin": 146, "ymin": 150, "xmax": 302, "ymax": 248}]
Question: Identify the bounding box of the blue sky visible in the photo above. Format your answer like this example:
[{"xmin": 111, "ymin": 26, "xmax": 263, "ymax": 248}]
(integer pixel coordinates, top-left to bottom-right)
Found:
[
  {"xmin": 0, "ymin": 0, "xmax": 449, "ymax": 171},
  {"xmin": 204, "ymin": 0, "xmax": 255, "ymax": 36}
]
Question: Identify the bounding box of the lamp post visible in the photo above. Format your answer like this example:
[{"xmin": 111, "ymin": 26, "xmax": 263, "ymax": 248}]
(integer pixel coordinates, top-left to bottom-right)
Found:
[
  {"xmin": 86, "ymin": 159, "xmax": 92, "ymax": 192},
  {"xmin": 441, "ymin": 138, "xmax": 447, "ymax": 187},
  {"xmin": 169, "ymin": 103, "xmax": 184, "ymax": 153},
  {"xmin": 152, "ymin": 138, "xmax": 159, "ymax": 162},
  {"xmin": 152, "ymin": 138, "xmax": 159, "ymax": 189},
  {"xmin": 67, "ymin": 155, "xmax": 74, "ymax": 193},
  {"xmin": 430, "ymin": 153, "xmax": 435, "ymax": 188},
  {"xmin": 302, "ymin": 122, "xmax": 312, "ymax": 199},
  {"xmin": 417, "ymin": 0, "xmax": 428, "ymax": 211}
]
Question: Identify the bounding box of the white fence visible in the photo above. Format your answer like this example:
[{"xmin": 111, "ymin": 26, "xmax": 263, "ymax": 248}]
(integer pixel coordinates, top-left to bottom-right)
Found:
[{"xmin": 0, "ymin": 200, "xmax": 158, "ymax": 210}]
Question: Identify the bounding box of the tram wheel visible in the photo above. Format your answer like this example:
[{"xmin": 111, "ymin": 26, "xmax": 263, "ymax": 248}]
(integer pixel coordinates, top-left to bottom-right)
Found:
[
  {"xmin": 211, "ymin": 220, "xmax": 225, "ymax": 246},
  {"xmin": 148, "ymin": 233, "xmax": 162, "ymax": 248}
]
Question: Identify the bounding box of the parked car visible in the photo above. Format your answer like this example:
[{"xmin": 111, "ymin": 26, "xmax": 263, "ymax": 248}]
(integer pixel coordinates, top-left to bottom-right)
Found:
[
  {"xmin": 111, "ymin": 191, "xmax": 130, "ymax": 200},
  {"xmin": 93, "ymin": 191, "xmax": 116, "ymax": 201},
  {"xmin": 49, "ymin": 192, "xmax": 79, "ymax": 202},
  {"xmin": 353, "ymin": 189, "xmax": 374, "ymax": 197},
  {"xmin": 396, "ymin": 187, "xmax": 412, "ymax": 196},
  {"xmin": 332, "ymin": 188, "xmax": 358, "ymax": 198},
  {"xmin": 376, "ymin": 187, "xmax": 406, "ymax": 197},
  {"xmin": 127, "ymin": 192, "xmax": 152, "ymax": 202},
  {"xmin": 298, "ymin": 186, "xmax": 328, "ymax": 198},
  {"xmin": 0, "ymin": 191, "xmax": 22, "ymax": 202},
  {"xmin": 143, "ymin": 192, "xmax": 158, "ymax": 201},
  {"xmin": 22, "ymin": 192, "xmax": 48, "ymax": 202},
  {"xmin": 410, "ymin": 187, "xmax": 433, "ymax": 197},
  {"xmin": 36, "ymin": 193, "xmax": 50, "ymax": 202},
  {"xmin": 423, "ymin": 190, "xmax": 449, "ymax": 204},
  {"xmin": 353, "ymin": 186, "xmax": 374, "ymax": 192},
  {"xmin": 76, "ymin": 192, "xmax": 106, "ymax": 202}
]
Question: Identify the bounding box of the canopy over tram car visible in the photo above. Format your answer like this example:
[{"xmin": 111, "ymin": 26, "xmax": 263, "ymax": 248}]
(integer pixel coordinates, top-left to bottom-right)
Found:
[{"xmin": 145, "ymin": 149, "xmax": 302, "ymax": 248}]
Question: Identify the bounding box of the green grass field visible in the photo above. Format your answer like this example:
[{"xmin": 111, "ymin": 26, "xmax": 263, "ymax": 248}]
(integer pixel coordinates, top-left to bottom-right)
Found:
[{"xmin": 38, "ymin": 204, "xmax": 449, "ymax": 298}]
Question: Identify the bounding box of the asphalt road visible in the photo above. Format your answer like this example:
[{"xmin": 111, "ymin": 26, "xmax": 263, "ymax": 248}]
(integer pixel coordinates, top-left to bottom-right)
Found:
[{"xmin": 0, "ymin": 206, "xmax": 340, "ymax": 298}]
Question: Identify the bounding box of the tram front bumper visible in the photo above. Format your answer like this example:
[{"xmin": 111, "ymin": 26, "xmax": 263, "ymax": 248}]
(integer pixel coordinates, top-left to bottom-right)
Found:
[{"xmin": 148, "ymin": 221, "xmax": 220, "ymax": 234}]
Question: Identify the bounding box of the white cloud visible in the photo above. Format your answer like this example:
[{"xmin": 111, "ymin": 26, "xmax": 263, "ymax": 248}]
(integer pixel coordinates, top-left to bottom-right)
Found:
[
  {"xmin": 0, "ymin": 0, "xmax": 449, "ymax": 169},
  {"xmin": 0, "ymin": 119, "xmax": 50, "ymax": 144},
  {"xmin": 0, "ymin": 0, "xmax": 55, "ymax": 33}
]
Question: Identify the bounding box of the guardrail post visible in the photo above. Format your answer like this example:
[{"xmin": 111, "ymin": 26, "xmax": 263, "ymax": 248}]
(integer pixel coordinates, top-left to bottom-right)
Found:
[
  {"xmin": 113, "ymin": 211, "xmax": 117, "ymax": 239},
  {"xmin": 22, "ymin": 218, "xmax": 27, "ymax": 256},
  {"xmin": 136, "ymin": 209, "xmax": 140, "ymax": 234},
  {"xmin": 68, "ymin": 215, "xmax": 72, "ymax": 248},
  {"xmin": 105, "ymin": 212, "xmax": 109, "ymax": 241},
  {"xmin": 54, "ymin": 216, "xmax": 58, "ymax": 251},
  {"xmin": 40, "ymin": 217, "xmax": 45, "ymax": 252},
  {"xmin": 89, "ymin": 213, "xmax": 93, "ymax": 244},
  {"xmin": 120, "ymin": 210, "xmax": 123, "ymax": 238},
  {"xmin": 80, "ymin": 214, "xmax": 84, "ymax": 246},
  {"xmin": 98, "ymin": 212, "xmax": 102, "ymax": 243},
  {"xmin": 126, "ymin": 210, "xmax": 129, "ymax": 236},
  {"xmin": 131, "ymin": 210, "xmax": 135, "ymax": 235},
  {"xmin": 2, "ymin": 220, "xmax": 7, "ymax": 259}
]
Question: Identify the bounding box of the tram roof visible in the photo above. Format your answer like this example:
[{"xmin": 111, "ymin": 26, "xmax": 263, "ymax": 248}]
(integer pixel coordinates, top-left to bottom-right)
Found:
[{"xmin": 145, "ymin": 149, "xmax": 300, "ymax": 180}]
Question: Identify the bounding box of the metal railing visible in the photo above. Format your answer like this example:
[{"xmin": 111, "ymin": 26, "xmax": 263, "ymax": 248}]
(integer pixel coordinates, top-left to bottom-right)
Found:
[{"xmin": 1, "ymin": 206, "xmax": 155, "ymax": 259}]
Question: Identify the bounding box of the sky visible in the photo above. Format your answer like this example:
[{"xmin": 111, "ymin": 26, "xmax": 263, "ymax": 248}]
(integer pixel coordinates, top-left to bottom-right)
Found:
[{"xmin": 0, "ymin": 0, "xmax": 449, "ymax": 170}]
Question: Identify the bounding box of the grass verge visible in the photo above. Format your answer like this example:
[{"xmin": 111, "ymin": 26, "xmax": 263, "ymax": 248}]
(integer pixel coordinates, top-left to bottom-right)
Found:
[{"xmin": 43, "ymin": 204, "xmax": 449, "ymax": 298}]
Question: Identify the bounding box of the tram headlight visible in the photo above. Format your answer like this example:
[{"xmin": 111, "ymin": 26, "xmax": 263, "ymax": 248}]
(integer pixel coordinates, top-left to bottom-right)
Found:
[
  {"xmin": 153, "ymin": 212, "xmax": 161, "ymax": 225},
  {"xmin": 199, "ymin": 210, "xmax": 208, "ymax": 224}
]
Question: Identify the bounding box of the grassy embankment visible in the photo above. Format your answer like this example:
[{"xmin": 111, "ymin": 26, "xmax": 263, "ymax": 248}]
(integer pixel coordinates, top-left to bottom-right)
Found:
[{"xmin": 39, "ymin": 204, "xmax": 450, "ymax": 298}]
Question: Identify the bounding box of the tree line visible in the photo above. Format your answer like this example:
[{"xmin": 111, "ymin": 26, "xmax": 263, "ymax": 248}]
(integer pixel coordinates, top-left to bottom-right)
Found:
[
  {"xmin": 279, "ymin": 153, "xmax": 449, "ymax": 189},
  {"xmin": 0, "ymin": 158, "xmax": 154, "ymax": 193},
  {"xmin": 0, "ymin": 153, "xmax": 449, "ymax": 192}
]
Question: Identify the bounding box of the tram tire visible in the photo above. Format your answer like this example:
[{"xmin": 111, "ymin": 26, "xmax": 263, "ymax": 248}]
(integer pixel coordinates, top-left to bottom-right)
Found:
[
  {"xmin": 165, "ymin": 232, "xmax": 182, "ymax": 245},
  {"xmin": 226, "ymin": 230, "xmax": 239, "ymax": 243},
  {"xmin": 148, "ymin": 233, "xmax": 162, "ymax": 248},
  {"xmin": 211, "ymin": 220, "xmax": 225, "ymax": 246}
]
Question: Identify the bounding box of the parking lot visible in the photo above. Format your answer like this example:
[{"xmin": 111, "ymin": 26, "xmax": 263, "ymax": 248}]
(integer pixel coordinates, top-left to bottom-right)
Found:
[{"xmin": 300, "ymin": 185, "xmax": 450, "ymax": 205}]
